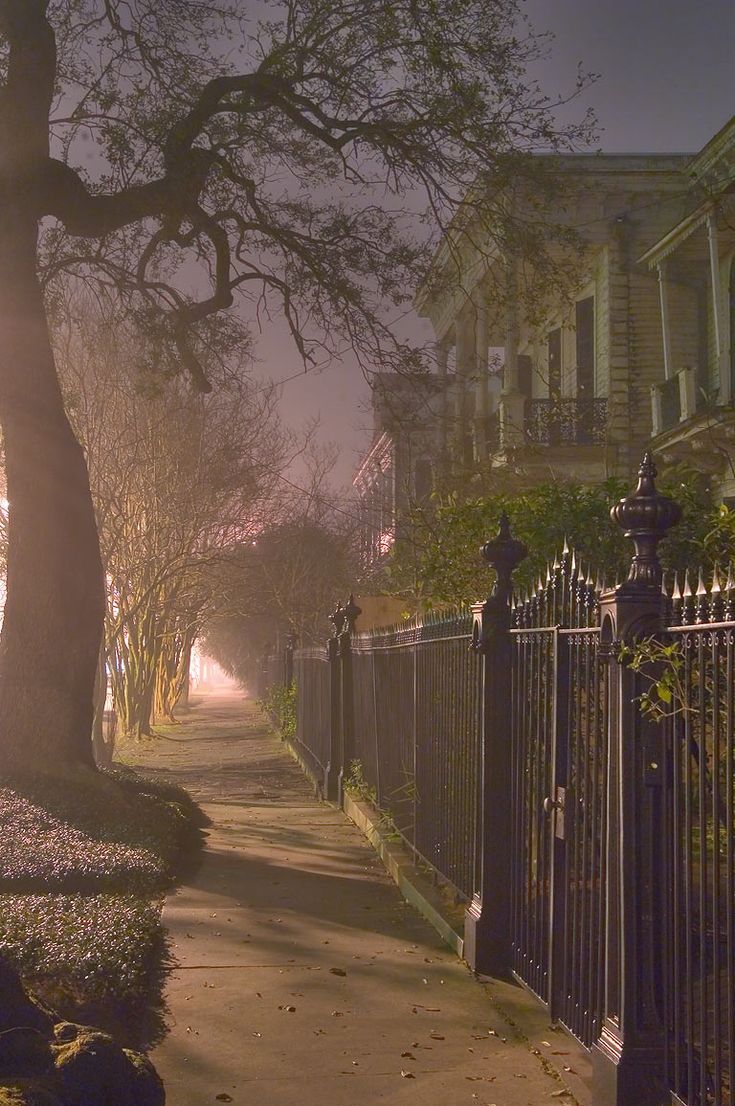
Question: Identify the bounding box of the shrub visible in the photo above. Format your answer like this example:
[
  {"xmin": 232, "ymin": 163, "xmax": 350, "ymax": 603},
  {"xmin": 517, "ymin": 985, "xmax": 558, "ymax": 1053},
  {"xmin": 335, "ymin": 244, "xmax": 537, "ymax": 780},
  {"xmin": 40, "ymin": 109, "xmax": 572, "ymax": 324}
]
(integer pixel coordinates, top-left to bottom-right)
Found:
[{"xmin": 260, "ymin": 682, "xmax": 297, "ymax": 742}]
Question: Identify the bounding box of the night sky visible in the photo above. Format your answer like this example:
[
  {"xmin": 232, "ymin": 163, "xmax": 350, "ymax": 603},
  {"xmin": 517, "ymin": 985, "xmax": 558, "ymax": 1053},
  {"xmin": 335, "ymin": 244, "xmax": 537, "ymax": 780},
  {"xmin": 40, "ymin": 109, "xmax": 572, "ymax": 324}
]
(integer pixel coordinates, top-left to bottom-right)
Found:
[{"xmin": 257, "ymin": 0, "xmax": 735, "ymax": 491}]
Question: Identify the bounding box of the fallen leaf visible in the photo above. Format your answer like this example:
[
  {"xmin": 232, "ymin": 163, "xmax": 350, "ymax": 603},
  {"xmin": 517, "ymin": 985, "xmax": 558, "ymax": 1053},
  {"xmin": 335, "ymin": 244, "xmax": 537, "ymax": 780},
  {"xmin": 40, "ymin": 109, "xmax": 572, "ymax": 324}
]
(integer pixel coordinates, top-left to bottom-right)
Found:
[
  {"xmin": 429, "ymin": 1033, "xmax": 445, "ymax": 1041},
  {"xmin": 329, "ymin": 968, "xmax": 347, "ymax": 977},
  {"xmin": 401, "ymin": 1052, "xmax": 416, "ymax": 1059},
  {"xmin": 400, "ymin": 1070, "xmax": 416, "ymax": 1079},
  {"xmin": 215, "ymin": 1096, "xmax": 233, "ymax": 1102}
]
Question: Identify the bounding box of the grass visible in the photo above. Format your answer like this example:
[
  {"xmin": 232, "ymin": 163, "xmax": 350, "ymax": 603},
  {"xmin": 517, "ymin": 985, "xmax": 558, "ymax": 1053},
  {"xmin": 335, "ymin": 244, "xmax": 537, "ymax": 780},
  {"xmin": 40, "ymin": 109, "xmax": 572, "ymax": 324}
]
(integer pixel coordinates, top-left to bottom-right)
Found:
[{"xmin": 0, "ymin": 763, "xmax": 205, "ymax": 1046}]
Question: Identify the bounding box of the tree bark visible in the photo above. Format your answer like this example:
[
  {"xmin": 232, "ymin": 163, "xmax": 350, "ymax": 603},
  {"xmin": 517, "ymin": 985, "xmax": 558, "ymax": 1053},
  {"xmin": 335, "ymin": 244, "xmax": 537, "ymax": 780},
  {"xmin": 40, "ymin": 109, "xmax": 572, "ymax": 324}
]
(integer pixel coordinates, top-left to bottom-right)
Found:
[{"xmin": 0, "ymin": 210, "xmax": 105, "ymax": 772}]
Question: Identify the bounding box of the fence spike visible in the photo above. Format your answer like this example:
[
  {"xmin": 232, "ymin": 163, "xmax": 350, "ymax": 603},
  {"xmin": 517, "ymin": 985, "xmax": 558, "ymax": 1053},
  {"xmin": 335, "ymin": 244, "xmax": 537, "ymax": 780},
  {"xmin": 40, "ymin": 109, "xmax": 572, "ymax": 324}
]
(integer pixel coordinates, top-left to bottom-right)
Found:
[
  {"xmin": 586, "ymin": 566, "xmax": 595, "ymax": 587},
  {"xmin": 709, "ymin": 562, "xmax": 724, "ymax": 622},
  {"xmin": 696, "ymin": 567, "xmax": 707, "ymax": 596},
  {"xmin": 671, "ymin": 572, "xmax": 681, "ymax": 601},
  {"xmin": 725, "ymin": 562, "xmax": 735, "ymax": 620},
  {"xmin": 546, "ymin": 562, "xmax": 552, "ymax": 585},
  {"xmin": 660, "ymin": 570, "xmax": 668, "ymax": 596},
  {"xmin": 682, "ymin": 569, "xmax": 692, "ymax": 597},
  {"xmin": 570, "ymin": 549, "xmax": 577, "ymax": 577},
  {"xmin": 711, "ymin": 563, "xmax": 722, "ymax": 594}
]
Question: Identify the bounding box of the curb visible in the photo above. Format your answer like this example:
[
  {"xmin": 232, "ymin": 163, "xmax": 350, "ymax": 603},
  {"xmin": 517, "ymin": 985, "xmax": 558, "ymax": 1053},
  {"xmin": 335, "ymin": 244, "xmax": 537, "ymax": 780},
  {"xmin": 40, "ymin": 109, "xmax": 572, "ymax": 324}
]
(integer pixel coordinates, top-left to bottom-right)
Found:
[{"xmin": 341, "ymin": 792, "xmax": 464, "ymax": 959}]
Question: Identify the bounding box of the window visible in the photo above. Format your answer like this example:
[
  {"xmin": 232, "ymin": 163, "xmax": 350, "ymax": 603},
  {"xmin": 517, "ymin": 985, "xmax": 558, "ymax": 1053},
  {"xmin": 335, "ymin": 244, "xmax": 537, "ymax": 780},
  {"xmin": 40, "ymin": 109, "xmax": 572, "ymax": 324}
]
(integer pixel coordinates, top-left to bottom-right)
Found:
[
  {"xmin": 575, "ymin": 296, "xmax": 594, "ymax": 400},
  {"xmin": 548, "ymin": 328, "xmax": 562, "ymax": 400}
]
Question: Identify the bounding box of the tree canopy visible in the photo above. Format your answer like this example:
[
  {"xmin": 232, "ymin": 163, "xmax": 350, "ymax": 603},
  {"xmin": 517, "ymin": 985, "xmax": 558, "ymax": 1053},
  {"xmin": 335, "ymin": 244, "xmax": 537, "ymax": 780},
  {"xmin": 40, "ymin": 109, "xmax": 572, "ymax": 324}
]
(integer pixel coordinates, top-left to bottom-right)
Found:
[
  {"xmin": 33, "ymin": 0, "xmax": 595, "ymax": 384},
  {"xmin": 0, "ymin": 0, "xmax": 595, "ymax": 770}
]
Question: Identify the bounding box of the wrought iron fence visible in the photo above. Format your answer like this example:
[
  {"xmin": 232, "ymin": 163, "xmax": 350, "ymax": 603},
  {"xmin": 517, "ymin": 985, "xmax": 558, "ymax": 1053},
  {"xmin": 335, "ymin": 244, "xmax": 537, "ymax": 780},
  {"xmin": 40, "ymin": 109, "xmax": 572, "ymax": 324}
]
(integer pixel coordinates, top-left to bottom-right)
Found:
[
  {"xmin": 316, "ymin": 610, "xmax": 479, "ymax": 898},
  {"xmin": 525, "ymin": 397, "xmax": 607, "ymax": 446},
  {"xmin": 266, "ymin": 455, "xmax": 735, "ymax": 1106},
  {"xmin": 293, "ymin": 646, "xmax": 331, "ymax": 788},
  {"xmin": 662, "ymin": 571, "xmax": 735, "ymax": 1106}
]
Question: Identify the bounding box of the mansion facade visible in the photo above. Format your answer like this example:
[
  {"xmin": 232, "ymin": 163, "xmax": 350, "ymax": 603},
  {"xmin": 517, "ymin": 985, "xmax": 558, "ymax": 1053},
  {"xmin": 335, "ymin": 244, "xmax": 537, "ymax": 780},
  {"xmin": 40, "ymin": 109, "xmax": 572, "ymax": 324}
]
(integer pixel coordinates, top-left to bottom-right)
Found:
[{"xmin": 355, "ymin": 117, "xmax": 735, "ymax": 568}]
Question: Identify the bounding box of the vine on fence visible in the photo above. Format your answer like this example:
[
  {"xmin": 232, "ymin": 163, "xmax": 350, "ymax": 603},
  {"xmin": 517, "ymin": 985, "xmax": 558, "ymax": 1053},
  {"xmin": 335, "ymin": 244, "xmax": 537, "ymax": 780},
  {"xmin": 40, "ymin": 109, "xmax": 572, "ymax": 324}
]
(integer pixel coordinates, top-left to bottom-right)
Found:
[
  {"xmin": 619, "ymin": 638, "xmax": 687, "ymax": 722},
  {"xmin": 259, "ymin": 682, "xmax": 297, "ymax": 742}
]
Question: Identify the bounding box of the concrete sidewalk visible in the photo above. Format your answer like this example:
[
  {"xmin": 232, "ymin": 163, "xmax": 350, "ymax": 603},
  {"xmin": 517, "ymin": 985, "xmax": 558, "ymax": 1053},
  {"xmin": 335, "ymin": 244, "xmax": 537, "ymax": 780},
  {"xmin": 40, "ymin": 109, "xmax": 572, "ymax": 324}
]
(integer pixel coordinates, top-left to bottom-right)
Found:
[{"xmin": 128, "ymin": 692, "xmax": 581, "ymax": 1106}]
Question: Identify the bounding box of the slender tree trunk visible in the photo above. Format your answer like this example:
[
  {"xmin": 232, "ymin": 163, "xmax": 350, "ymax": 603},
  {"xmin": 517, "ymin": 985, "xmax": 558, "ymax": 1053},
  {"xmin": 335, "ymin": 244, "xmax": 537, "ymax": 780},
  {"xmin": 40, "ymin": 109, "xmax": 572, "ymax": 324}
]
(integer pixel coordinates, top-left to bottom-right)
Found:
[
  {"xmin": 175, "ymin": 630, "xmax": 195, "ymax": 711},
  {"xmin": 0, "ymin": 212, "xmax": 105, "ymax": 772}
]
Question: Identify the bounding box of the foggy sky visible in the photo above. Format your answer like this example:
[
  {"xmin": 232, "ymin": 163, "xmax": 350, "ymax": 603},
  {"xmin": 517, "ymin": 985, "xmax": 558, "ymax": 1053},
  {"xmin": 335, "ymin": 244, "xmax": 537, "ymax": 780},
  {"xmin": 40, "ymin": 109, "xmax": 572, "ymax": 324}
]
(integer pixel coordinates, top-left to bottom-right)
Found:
[{"xmin": 257, "ymin": 0, "xmax": 735, "ymax": 492}]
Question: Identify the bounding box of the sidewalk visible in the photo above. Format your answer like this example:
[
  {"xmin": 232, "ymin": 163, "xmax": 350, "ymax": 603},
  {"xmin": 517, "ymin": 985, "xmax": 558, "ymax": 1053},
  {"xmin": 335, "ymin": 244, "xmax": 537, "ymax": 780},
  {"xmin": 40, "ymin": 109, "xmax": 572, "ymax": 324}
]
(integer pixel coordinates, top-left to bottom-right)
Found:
[{"xmin": 129, "ymin": 692, "xmax": 581, "ymax": 1106}]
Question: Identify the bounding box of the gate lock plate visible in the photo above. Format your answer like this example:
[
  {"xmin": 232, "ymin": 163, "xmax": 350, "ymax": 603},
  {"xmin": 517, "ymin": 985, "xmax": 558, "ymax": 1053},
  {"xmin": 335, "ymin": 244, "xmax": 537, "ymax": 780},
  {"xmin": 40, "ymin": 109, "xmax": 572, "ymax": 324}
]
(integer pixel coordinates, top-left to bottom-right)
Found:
[{"xmin": 543, "ymin": 786, "xmax": 566, "ymax": 840}]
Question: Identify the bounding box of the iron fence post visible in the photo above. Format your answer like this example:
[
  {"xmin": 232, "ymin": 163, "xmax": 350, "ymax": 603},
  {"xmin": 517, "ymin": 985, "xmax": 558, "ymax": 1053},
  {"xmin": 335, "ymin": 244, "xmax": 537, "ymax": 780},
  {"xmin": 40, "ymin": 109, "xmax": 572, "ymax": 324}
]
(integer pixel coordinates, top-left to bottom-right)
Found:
[
  {"xmin": 464, "ymin": 514, "xmax": 528, "ymax": 976},
  {"xmin": 337, "ymin": 596, "xmax": 361, "ymax": 806},
  {"xmin": 592, "ymin": 454, "xmax": 681, "ymax": 1106},
  {"xmin": 325, "ymin": 603, "xmax": 345, "ymax": 802},
  {"xmin": 284, "ymin": 633, "xmax": 295, "ymax": 687}
]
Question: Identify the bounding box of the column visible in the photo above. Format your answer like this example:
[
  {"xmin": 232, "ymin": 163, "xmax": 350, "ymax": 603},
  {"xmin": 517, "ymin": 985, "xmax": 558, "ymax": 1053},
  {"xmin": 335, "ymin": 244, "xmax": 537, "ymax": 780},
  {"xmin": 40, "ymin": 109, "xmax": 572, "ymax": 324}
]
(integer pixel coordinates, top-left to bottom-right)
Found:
[
  {"xmin": 464, "ymin": 514, "xmax": 528, "ymax": 974},
  {"xmin": 592, "ymin": 454, "xmax": 682, "ymax": 1106},
  {"xmin": 707, "ymin": 213, "xmax": 729, "ymax": 401},
  {"xmin": 474, "ymin": 295, "xmax": 490, "ymax": 460},
  {"xmin": 499, "ymin": 258, "xmax": 525, "ymax": 448}
]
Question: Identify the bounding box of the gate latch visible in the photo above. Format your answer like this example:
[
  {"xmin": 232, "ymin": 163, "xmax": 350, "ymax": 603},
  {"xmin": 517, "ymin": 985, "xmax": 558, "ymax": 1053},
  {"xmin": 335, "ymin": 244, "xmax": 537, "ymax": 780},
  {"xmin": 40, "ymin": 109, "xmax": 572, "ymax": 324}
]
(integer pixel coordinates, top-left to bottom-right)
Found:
[{"xmin": 543, "ymin": 786, "xmax": 566, "ymax": 840}]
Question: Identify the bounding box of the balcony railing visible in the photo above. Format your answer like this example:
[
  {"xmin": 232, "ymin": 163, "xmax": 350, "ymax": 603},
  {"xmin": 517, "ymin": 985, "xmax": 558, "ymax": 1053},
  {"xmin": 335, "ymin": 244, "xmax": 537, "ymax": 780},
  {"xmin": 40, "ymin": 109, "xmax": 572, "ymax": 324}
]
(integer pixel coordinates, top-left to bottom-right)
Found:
[{"xmin": 524, "ymin": 398, "xmax": 607, "ymax": 446}]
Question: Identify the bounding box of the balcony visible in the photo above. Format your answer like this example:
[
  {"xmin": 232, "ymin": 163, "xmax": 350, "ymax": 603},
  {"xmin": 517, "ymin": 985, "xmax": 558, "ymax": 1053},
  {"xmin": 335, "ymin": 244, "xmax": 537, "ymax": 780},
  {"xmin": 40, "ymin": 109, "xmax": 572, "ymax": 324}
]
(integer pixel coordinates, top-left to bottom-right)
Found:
[
  {"xmin": 524, "ymin": 398, "xmax": 607, "ymax": 447},
  {"xmin": 651, "ymin": 367, "xmax": 702, "ymax": 436}
]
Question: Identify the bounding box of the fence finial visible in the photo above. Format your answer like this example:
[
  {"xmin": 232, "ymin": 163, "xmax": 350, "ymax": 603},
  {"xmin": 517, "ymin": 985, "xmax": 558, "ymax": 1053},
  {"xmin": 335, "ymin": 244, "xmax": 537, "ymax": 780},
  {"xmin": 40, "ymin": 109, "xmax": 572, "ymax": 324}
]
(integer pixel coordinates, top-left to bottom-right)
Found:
[
  {"xmin": 610, "ymin": 452, "xmax": 681, "ymax": 590},
  {"xmin": 480, "ymin": 512, "xmax": 528, "ymax": 603},
  {"xmin": 342, "ymin": 593, "xmax": 362, "ymax": 634},
  {"xmin": 329, "ymin": 602, "xmax": 345, "ymax": 636}
]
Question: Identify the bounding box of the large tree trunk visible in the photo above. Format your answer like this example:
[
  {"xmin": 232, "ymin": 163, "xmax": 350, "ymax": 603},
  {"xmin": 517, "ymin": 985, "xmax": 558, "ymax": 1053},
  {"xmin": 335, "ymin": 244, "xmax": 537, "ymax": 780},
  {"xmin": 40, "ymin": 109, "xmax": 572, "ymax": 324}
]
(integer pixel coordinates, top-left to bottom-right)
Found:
[{"xmin": 0, "ymin": 211, "xmax": 105, "ymax": 772}]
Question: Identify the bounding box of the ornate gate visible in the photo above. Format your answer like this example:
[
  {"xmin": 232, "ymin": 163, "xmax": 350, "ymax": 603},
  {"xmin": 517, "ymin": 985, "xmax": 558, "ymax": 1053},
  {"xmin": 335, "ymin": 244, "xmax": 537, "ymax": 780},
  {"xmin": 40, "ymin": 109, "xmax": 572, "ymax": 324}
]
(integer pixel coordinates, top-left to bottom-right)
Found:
[{"xmin": 509, "ymin": 549, "xmax": 609, "ymax": 1047}]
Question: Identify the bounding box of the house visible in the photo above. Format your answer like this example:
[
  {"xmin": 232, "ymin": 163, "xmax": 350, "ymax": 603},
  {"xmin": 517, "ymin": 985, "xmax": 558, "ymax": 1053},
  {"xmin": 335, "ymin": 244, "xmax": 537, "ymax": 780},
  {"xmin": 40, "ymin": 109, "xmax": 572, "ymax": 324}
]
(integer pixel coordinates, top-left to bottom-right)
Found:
[
  {"xmin": 354, "ymin": 152, "xmax": 699, "ymax": 568},
  {"xmin": 640, "ymin": 115, "xmax": 735, "ymax": 500},
  {"xmin": 353, "ymin": 371, "xmax": 451, "ymax": 568},
  {"xmin": 414, "ymin": 153, "xmax": 696, "ymax": 487}
]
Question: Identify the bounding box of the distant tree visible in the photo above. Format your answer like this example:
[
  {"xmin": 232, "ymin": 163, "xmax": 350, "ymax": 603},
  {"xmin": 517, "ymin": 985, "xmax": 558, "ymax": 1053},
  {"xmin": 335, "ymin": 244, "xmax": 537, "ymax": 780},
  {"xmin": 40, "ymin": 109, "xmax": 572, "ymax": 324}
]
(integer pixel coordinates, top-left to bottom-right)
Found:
[
  {"xmin": 0, "ymin": 0, "xmax": 594, "ymax": 770},
  {"xmin": 56, "ymin": 297, "xmax": 285, "ymax": 751},
  {"xmin": 204, "ymin": 514, "xmax": 356, "ymax": 689}
]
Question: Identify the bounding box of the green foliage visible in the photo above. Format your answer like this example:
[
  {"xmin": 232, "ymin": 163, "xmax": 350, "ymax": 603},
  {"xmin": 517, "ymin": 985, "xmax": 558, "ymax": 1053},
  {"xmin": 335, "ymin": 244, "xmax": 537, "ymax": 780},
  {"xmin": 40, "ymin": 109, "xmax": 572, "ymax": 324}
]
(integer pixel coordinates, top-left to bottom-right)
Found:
[
  {"xmin": 0, "ymin": 894, "xmax": 161, "ymax": 1002},
  {"xmin": 0, "ymin": 789, "xmax": 161, "ymax": 892},
  {"xmin": 0, "ymin": 767, "xmax": 203, "ymax": 1017},
  {"xmin": 260, "ymin": 682, "xmax": 297, "ymax": 742},
  {"xmin": 343, "ymin": 760, "xmax": 378, "ymax": 806},
  {"xmin": 387, "ymin": 470, "xmax": 731, "ymax": 607},
  {"xmin": 0, "ymin": 766, "xmax": 202, "ymax": 888},
  {"xmin": 619, "ymin": 638, "xmax": 686, "ymax": 722}
]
